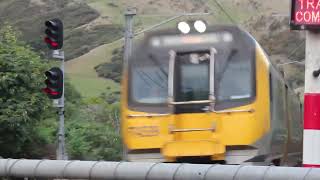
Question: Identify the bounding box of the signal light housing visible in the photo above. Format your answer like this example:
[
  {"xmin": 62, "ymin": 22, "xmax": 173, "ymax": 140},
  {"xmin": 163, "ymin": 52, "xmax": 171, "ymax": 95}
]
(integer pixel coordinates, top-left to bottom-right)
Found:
[
  {"xmin": 44, "ymin": 18, "xmax": 63, "ymax": 50},
  {"xmin": 42, "ymin": 67, "xmax": 63, "ymax": 99}
]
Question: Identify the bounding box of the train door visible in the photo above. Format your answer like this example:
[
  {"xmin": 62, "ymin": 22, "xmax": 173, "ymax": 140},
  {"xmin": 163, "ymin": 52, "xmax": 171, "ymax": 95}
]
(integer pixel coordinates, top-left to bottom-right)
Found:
[
  {"xmin": 162, "ymin": 49, "xmax": 225, "ymax": 158},
  {"xmin": 171, "ymin": 50, "xmax": 211, "ymax": 113}
]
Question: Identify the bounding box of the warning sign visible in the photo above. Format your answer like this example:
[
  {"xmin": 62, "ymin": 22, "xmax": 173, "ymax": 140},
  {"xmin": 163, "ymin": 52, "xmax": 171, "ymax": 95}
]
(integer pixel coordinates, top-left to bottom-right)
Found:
[{"xmin": 291, "ymin": 0, "xmax": 320, "ymax": 29}]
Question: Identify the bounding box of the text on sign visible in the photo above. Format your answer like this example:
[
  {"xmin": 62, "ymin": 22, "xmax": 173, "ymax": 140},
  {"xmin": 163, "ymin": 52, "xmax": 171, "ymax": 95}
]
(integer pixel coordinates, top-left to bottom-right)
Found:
[{"xmin": 293, "ymin": 0, "xmax": 320, "ymax": 25}]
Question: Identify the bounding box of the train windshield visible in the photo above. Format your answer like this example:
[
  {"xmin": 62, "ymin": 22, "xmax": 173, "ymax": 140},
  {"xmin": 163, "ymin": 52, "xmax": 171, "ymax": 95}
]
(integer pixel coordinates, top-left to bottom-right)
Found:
[
  {"xmin": 129, "ymin": 30, "xmax": 255, "ymax": 111},
  {"xmin": 215, "ymin": 49, "xmax": 253, "ymax": 102},
  {"xmin": 131, "ymin": 57, "xmax": 168, "ymax": 104},
  {"xmin": 175, "ymin": 52, "xmax": 210, "ymax": 102},
  {"xmin": 130, "ymin": 49, "xmax": 254, "ymax": 108}
]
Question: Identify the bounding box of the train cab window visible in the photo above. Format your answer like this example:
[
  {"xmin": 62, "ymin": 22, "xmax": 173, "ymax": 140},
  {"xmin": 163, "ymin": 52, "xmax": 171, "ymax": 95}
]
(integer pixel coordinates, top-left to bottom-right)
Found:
[
  {"xmin": 214, "ymin": 47, "xmax": 255, "ymax": 109},
  {"xmin": 173, "ymin": 52, "xmax": 210, "ymax": 113},
  {"xmin": 175, "ymin": 52, "xmax": 210, "ymax": 102},
  {"xmin": 128, "ymin": 28, "xmax": 256, "ymax": 113},
  {"xmin": 131, "ymin": 55, "xmax": 169, "ymax": 104}
]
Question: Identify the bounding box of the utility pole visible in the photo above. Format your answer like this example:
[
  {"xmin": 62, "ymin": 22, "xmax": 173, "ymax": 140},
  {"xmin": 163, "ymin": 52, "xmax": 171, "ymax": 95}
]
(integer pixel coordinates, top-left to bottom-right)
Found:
[
  {"xmin": 123, "ymin": 8, "xmax": 136, "ymax": 68},
  {"xmin": 303, "ymin": 31, "xmax": 320, "ymax": 167},
  {"xmin": 122, "ymin": 8, "xmax": 136, "ymax": 161}
]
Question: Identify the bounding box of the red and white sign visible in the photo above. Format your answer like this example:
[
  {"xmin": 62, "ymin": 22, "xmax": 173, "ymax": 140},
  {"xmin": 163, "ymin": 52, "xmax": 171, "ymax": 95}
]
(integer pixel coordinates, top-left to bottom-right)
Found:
[{"xmin": 291, "ymin": 0, "xmax": 320, "ymax": 29}]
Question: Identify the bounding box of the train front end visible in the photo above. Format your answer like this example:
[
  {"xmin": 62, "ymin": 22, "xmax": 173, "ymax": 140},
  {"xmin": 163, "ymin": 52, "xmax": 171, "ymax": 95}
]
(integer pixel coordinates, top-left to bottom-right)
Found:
[{"xmin": 121, "ymin": 26, "xmax": 271, "ymax": 164}]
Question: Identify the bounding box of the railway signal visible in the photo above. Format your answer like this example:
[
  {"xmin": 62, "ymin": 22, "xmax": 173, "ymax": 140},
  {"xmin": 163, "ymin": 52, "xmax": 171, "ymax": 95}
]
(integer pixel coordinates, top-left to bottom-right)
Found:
[
  {"xmin": 43, "ymin": 18, "xmax": 67, "ymax": 160},
  {"xmin": 42, "ymin": 67, "xmax": 63, "ymax": 99},
  {"xmin": 44, "ymin": 18, "xmax": 63, "ymax": 50}
]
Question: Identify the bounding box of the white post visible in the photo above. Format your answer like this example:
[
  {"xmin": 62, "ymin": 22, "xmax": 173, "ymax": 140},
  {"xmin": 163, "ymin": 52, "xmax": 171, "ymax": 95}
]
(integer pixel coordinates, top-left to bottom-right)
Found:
[{"xmin": 303, "ymin": 31, "xmax": 320, "ymax": 167}]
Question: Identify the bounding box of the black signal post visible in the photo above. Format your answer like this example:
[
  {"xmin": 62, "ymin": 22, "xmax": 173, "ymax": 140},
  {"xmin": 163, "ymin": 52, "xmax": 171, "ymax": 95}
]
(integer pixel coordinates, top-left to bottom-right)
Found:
[{"xmin": 43, "ymin": 18, "xmax": 67, "ymax": 160}]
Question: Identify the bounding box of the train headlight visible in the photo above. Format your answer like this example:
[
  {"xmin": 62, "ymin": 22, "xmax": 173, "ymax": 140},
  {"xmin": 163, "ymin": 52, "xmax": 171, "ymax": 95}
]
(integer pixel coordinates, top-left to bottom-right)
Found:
[
  {"xmin": 194, "ymin": 20, "xmax": 206, "ymax": 33},
  {"xmin": 178, "ymin": 21, "xmax": 190, "ymax": 34}
]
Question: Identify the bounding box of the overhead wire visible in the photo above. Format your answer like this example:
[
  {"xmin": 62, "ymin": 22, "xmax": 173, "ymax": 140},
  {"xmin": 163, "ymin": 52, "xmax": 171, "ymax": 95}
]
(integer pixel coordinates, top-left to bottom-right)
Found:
[
  {"xmin": 203, "ymin": 0, "xmax": 304, "ymax": 89},
  {"xmin": 208, "ymin": 0, "xmax": 305, "ymax": 68},
  {"xmin": 210, "ymin": 0, "xmax": 237, "ymax": 24},
  {"xmin": 104, "ymin": 12, "xmax": 212, "ymax": 46},
  {"xmin": 287, "ymin": 40, "xmax": 305, "ymax": 60},
  {"xmin": 97, "ymin": 2, "xmax": 307, "ymax": 82},
  {"xmin": 123, "ymin": 12, "xmax": 210, "ymax": 94},
  {"xmin": 276, "ymin": 40, "xmax": 305, "ymax": 67}
]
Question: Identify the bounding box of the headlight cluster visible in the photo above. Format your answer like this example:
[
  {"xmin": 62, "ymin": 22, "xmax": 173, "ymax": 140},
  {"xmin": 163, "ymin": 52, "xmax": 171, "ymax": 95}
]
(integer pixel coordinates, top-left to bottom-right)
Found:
[{"xmin": 177, "ymin": 20, "xmax": 207, "ymax": 34}]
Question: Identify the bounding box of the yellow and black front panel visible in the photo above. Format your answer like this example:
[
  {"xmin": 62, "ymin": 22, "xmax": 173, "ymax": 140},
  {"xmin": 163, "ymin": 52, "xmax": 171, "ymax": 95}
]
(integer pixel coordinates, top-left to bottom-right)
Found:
[{"xmin": 121, "ymin": 26, "xmax": 270, "ymax": 162}]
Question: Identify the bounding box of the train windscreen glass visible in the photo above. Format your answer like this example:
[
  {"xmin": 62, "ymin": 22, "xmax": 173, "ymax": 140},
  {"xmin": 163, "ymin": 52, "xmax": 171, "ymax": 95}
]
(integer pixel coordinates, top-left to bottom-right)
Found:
[
  {"xmin": 215, "ymin": 49, "xmax": 253, "ymax": 102},
  {"xmin": 129, "ymin": 30, "xmax": 255, "ymax": 111},
  {"xmin": 131, "ymin": 60, "xmax": 168, "ymax": 104},
  {"xmin": 175, "ymin": 52, "xmax": 210, "ymax": 102}
]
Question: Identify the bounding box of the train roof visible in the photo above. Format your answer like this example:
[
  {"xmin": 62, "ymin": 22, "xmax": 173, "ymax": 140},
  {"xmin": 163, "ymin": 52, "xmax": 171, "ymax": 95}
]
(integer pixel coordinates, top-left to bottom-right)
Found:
[{"xmin": 143, "ymin": 25, "xmax": 246, "ymax": 38}]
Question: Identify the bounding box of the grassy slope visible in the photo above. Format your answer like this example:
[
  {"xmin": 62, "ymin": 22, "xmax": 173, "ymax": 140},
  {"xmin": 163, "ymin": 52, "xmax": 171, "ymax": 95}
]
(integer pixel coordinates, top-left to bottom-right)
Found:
[
  {"xmin": 66, "ymin": 41, "xmax": 122, "ymax": 98},
  {"xmin": 65, "ymin": 0, "xmax": 184, "ymax": 98},
  {"xmin": 66, "ymin": 0, "xmax": 290, "ymax": 98}
]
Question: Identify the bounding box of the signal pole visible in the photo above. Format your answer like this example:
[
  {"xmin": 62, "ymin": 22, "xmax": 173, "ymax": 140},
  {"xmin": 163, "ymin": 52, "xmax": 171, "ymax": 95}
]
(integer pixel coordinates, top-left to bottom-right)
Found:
[
  {"xmin": 122, "ymin": 8, "xmax": 136, "ymax": 161},
  {"xmin": 44, "ymin": 18, "xmax": 66, "ymax": 160},
  {"xmin": 52, "ymin": 50, "xmax": 67, "ymax": 160}
]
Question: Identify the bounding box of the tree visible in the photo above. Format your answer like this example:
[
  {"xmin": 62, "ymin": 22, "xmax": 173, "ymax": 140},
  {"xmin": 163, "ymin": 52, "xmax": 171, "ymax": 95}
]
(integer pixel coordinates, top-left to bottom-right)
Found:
[
  {"xmin": 0, "ymin": 26, "xmax": 52, "ymax": 158},
  {"xmin": 0, "ymin": 25, "xmax": 122, "ymax": 160}
]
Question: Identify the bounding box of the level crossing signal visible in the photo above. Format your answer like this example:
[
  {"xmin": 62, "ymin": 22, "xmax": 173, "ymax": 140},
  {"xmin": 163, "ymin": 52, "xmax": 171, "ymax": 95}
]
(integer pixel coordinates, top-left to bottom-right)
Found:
[
  {"xmin": 42, "ymin": 67, "xmax": 63, "ymax": 99},
  {"xmin": 44, "ymin": 18, "xmax": 63, "ymax": 50}
]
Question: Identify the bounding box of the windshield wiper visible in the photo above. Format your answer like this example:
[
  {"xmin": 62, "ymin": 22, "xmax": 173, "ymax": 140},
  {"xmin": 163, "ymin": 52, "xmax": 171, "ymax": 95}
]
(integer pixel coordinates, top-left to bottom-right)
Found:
[{"xmin": 216, "ymin": 49, "xmax": 238, "ymax": 82}]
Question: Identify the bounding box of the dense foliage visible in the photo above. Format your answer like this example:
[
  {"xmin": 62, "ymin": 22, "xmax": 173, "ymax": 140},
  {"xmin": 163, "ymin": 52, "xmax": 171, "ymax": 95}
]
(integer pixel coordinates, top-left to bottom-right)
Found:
[
  {"xmin": 0, "ymin": 26, "xmax": 52, "ymax": 157},
  {"xmin": 95, "ymin": 47, "xmax": 123, "ymax": 83},
  {"xmin": 66, "ymin": 102, "xmax": 121, "ymax": 160},
  {"xmin": 0, "ymin": 26, "xmax": 122, "ymax": 160}
]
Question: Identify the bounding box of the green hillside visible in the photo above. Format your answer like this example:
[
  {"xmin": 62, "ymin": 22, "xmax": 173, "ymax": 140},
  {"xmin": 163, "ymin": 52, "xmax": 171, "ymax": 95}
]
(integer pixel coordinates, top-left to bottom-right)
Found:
[
  {"xmin": 0, "ymin": 0, "xmax": 122, "ymax": 60},
  {"xmin": 65, "ymin": 0, "xmax": 254, "ymax": 97},
  {"xmin": 66, "ymin": 0, "xmax": 297, "ymax": 98},
  {"xmin": 0, "ymin": 0, "xmax": 302, "ymax": 99}
]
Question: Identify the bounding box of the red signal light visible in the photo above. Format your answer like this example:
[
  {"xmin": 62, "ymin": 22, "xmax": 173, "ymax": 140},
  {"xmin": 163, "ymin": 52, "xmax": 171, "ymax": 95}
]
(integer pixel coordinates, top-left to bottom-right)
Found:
[
  {"xmin": 44, "ymin": 37, "xmax": 59, "ymax": 48},
  {"xmin": 44, "ymin": 18, "xmax": 63, "ymax": 50},
  {"xmin": 50, "ymin": 91, "xmax": 59, "ymax": 95},
  {"xmin": 51, "ymin": 41, "xmax": 58, "ymax": 47},
  {"xmin": 43, "ymin": 67, "xmax": 63, "ymax": 99},
  {"xmin": 42, "ymin": 88, "xmax": 59, "ymax": 96},
  {"xmin": 42, "ymin": 87, "xmax": 59, "ymax": 95}
]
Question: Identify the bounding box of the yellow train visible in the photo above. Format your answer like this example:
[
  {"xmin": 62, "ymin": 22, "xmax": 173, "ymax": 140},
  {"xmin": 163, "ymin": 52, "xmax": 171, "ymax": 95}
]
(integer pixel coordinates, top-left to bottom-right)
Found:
[{"xmin": 121, "ymin": 25, "xmax": 303, "ymax": 165}]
